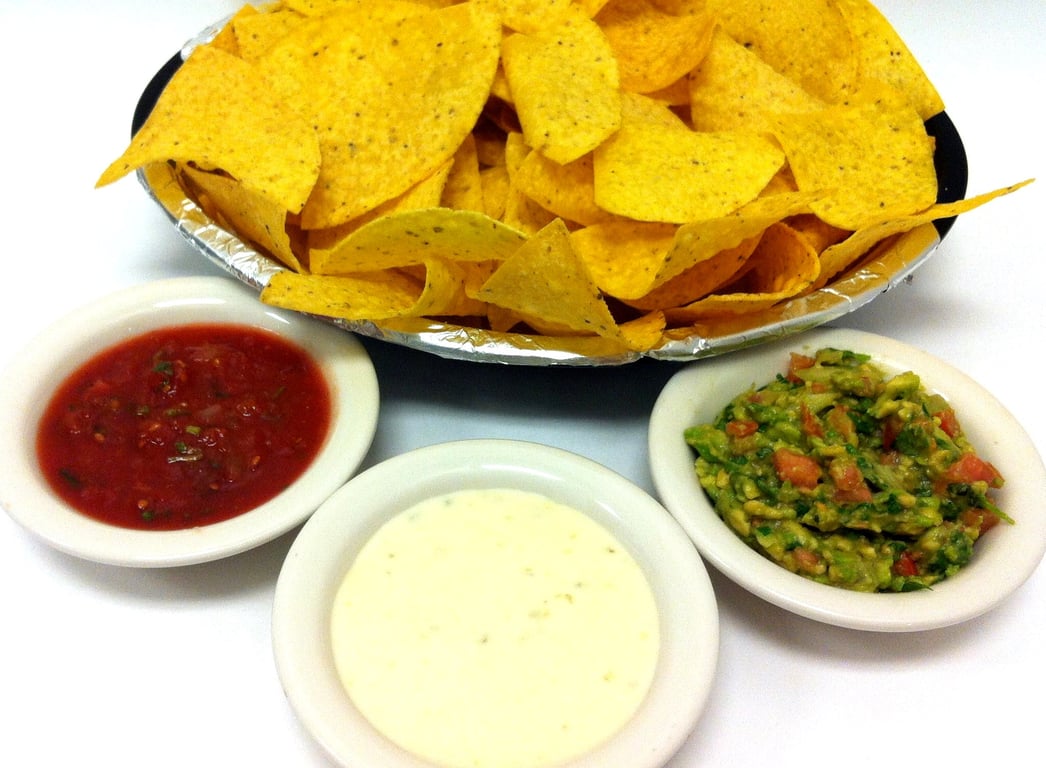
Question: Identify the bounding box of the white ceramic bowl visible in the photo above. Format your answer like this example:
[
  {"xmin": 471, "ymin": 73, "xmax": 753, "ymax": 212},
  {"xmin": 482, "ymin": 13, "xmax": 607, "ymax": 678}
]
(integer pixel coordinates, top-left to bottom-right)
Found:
[
  {"xmin": 272, "ymin": 438, "xmax": 719, "ymax": 768},
  {"xmin": 0, "ymin": 276, "xmax": 380, "ymax": 567},
  {"xmin": 649, "ymin": 327, "xmax": 1046, "ymax": 632}
]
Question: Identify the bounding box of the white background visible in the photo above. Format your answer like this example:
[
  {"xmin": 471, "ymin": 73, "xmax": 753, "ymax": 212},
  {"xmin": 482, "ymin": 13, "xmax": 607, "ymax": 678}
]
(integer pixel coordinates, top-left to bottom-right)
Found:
[{"xmin": 1, "ymin": 2, "xmax": 1043, "ymax": 766}]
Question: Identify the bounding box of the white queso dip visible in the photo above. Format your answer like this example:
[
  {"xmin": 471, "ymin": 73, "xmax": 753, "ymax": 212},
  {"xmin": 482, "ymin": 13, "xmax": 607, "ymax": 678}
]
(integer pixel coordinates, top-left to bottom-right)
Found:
[{"xmin": 329, "ymin": 487, "xmax": 661, "ymax": 768}]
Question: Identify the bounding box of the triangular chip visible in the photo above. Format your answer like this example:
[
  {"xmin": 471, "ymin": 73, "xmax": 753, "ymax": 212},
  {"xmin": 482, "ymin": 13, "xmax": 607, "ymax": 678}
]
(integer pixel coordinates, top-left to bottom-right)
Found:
[
  {"xmin": 501, "ymin": 9, "xmax": 621, "ymax": 164},
  {"xmin": 257, "ymin": 2, "xmax": 501, "ymax": 228},
  {"xmin": 596, "ymin": 0, "xmax": 716, "ymax": 94},
  {"xmin": 593, "ymin": 119, "xmax": 785, "ymax": 223},
  {"xmin": 574, "ymin": 191, "xmax": 814, "ymax": 299},
  {"xmin": 261, "ymin": 256, "xmax": 484, "ymax": 321},
  {"xmin": 441, "ymin": 135, "xmax": 486, "ymax": 213},
  {"xmin": 179, "ymin": 165, "xmax": 305, "ymax": 272},
  {"xmin": 513, "ymin": 145, "xmax": 614, "ymax": 226},
  {"xmin": 232, "ymin": 7, "xmax": 306, "ymax": 61},
  {"xmin": 770, "ymin": 86, "xmax": 938, "ymax": 229},
  {"xmin": 813, "ymin": 179, "xmax": 1034, "ymax": 288},
  {"xmin": 689, "ymin": 27, "xmax": 825, "ymax": 133},
  {"xmin": 97, "ymin": 45, "xmax": 321, "ymax": 214},
  {"xmin": 666, "ymin": 222, "xmax": 821, "ymax": 318},
  {"xmin": 310, "ymin": 208, "xmax": 528, "ymax": 275},
  {"xmin": 835, "ymin": 0, "xmax": 945, "ymax": 120},
  {"xmin": 703, "ymin": 0, "xmax": 858, "ymax": 102},
  {"xmin": 477, "ymin": 219, "xmax": 624, "ymax": 340},
  {"xmin": 261, "ymin": 269, "xmax": 423, "ymax": 321},
  {"xmin": 621, "ymin": 235, "xmax": 761, "ymax": 310}
]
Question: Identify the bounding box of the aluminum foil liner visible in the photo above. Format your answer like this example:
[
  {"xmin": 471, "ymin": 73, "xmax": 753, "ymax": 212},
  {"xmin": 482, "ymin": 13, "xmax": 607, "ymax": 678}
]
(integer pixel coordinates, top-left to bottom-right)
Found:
[{"xmin": 132, "ymin": 24, "xmax": 964, "ymax": 367}]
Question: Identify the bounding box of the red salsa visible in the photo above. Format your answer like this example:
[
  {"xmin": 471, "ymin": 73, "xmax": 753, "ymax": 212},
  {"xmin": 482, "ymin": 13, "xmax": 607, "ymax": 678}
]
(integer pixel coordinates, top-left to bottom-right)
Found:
[{"xmin": 36, "ymin": 324, "xmax": 331, "ymax": 531}]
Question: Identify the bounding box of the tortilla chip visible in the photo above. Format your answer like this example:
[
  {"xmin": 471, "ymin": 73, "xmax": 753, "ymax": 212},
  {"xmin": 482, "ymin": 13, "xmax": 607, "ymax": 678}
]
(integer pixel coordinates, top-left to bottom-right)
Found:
[
  {"xmin": 257, "ymin": 2, "xmax": 501, "ymax": 228},
  {"xmin": 206, "ymin": 5, "xmax": 255, "ymax": 56},
  {"xmin": 596, "ymin": 0, "xmax": 716, "ymax": 94},
  {"xmin": 689, "ymin": 27, "xmax": 825, "ymax": 133},
  {"xmin": 621, "ymin": 235, "xmax": 762, "ymax": 310},
  {"xmin": 666, "ymin": 221, "xmax": 820, "ymax": 318},
  {"xmin": 441, "ymin": 134, "xmax": 486, "ymax": 213},
  {"xmin": 179, "ymin": 165, "xmax": 305, "ymax": 272},
  {"xmin": 310, "ymin": 207, "xmax": 528, "ymax": 275},
  {"xmin": 813, "ymin": 179, "xmax": 1034, "ymax": 287},
  {"xmin": 261, "ymin": 269, "xmax": 424, "ymax": 320},
  {"xmin": 96, "ymin": 45, "xmax": 321, "ymax": 214},
  {"xmin": 770, "ymin": 85, "xmax": 938, "ymax": 229},
  {"xmin": 703, "ymin": 0, "xmax": 858, "ymax": 102},
  {"xmin": 232, "ymin": 7, "xmax": 306, "ymax": 61},
  {"xmin": 513, "ymin": 144, "xmax": 614, "ymax": 226},
  {"xmin": 835, "ymin": 0, "xmax": 945, "ymax": 119},
  {"xmin": 476, "ymin": 219, "xmax": 625, "ymax": 341},
  {"xmin": 501, "ymin": 9, "xmax": 621, "ymax": 164},
  {"xmin": 593, "ymin": 118, "xmax": 786, "ymax": 223}
]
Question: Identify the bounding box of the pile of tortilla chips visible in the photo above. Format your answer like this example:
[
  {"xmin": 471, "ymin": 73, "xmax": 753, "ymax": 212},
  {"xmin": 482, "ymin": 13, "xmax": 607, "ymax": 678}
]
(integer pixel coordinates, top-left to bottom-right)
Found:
[{"xmin": 98, "ymin": 0, "xmax": 1030, "ymax": 355}]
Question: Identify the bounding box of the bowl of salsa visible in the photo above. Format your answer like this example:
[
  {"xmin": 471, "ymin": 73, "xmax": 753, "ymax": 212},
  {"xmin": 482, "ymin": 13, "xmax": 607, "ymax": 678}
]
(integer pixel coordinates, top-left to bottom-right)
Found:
[
  {"xmin": 0, "ymin": 276, "xmax": 379, "ymax": 567},
  {"xmin": 648, "ymin": 327, "xmax": 1046, "ymax": 632}
]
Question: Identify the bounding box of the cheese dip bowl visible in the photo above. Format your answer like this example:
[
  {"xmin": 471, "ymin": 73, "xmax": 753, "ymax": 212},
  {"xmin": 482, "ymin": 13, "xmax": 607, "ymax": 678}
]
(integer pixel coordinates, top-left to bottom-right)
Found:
[
  {"xmin": 0, "ymin": 276, "xmax": 379, "ymax": 567},
  {"xmin": 649, "ymin": 327, "xmax": 1046, "ymax": 632},
  {"xmin": 272, "ymin": 438, "xmax": 719, "ymax": 768}
]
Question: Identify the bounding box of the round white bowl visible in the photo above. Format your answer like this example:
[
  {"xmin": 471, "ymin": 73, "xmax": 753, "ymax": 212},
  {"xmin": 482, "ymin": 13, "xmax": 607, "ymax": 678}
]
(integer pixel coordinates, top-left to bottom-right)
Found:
[
  {"xmin": 649, "ymin": 326, "xmax": 1046, "ymax": 632},
  {"xmin": 0, "ymin": 276, "xmax": 380, "ymax": 567},
  {"xmin": 272, "ymin": 438, "xmax": 719, "ymax": 768}
]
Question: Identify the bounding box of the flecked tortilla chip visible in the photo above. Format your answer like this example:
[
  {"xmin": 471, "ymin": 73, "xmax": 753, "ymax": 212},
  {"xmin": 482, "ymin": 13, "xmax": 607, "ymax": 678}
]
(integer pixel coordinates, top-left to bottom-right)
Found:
[
  {"xmin": 596, "ymin": 0, "xmax": 716, "ymax": 94},
  {"xmin": 835, "ymin": 0, "xmax": 945, "ymax": 120},
  {"xmin": 785, "ymin": 214, "xmax": 851, "ymax": 254},
  {"xmin": 478, "ymin": 165, "xmax": 511, "ymax": 222},
  {"xmin": 441, "ymin": 135, "xmax": 486, "ymax": 213},
  {"xmin": 281, "ymin": 0, "xmax": 451, "ymax": 17},
  {"xmin": 206, "ymin": 4, "xmax": 255, "ymax": 56},
  {"xmin": 307, "ymin": 159, "xmax": 455, "ymax": 267},
  {"xmin": 179, "ymin": 165, "xmax": 305, "ymax": 272},
  {"xmin": 310, "ymin": 208, "xmax": 528, "ymax": 275},
  {"xmin": 261, "ymin": 257, "xmax": 484, "ymax": 320},
  {"xmin": 593, "ymin": 118, "xmax": 786, "ymax": 223},
  {"xmin": 513, "ymin": 143, "xmax": 613, "ymax": 226},
  {"xmin": 501, "ymin": 9, "xmax": 621, "ymax": 164},
  {"xmin": 654, "ymin": 192, "xmax": 817, "ymax": 286},
  {"xmin": 573, "ymin": 191, "xmax": 814, "ymax": 299},
  {"xmin": 476, "ymin": 0, "xmax": 578, "ymax": 34},
  {"xmin": 570, "ymin": 220, "xmax": 678, "ymax": 299},
  {"xmin": 770, "ymin": 85, "xmax": 938, "ymax": 229},
  {"xmin": 621, "ymin": 235, "xmax": 762, "ymax": 310},
  {"xmin": 618, "ymin": 90, "xmax": 691, "ymax": 129},
  {"xmin": 703, "ymin": 0, "xmax": 858, "ymax": 103},
  {"xmin": 689, "ymin": 27, "xmax": 825, "ymax": 133},
  {"xmin": 666, "ymin": 221, "xmax": 821, "ymax": 318},
  {"xmin": 257, "ymin": 2, "xmax": 501, "ymax": 228},
  {"xmin": 232, "ymin": 7, "xmax": 306, "ymax": 61},
  {"xmin": 261, "ymin": 269, "xmax": 423, "ymax": 320},
  {"xmin": 476, "ymin": 219, "xmax": 624, "ymax": 341},
  {"xmin": 500, "ymin": 132, "xmax": 560, "ymax": 234},
  {"xmin": 96, "ymin": 45, "xmax": 321, "ymax": 214},
  {"xmin": 813, "ymin": 179, "xmax": 1034, "ymax": 288}
]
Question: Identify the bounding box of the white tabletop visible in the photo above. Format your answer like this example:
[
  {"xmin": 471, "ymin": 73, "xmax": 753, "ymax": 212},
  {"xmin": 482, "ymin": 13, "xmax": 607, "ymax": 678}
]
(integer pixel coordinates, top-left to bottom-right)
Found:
[{"xmin": 1, "ymin": 1, "xmax": 1043, "ymax": 766}]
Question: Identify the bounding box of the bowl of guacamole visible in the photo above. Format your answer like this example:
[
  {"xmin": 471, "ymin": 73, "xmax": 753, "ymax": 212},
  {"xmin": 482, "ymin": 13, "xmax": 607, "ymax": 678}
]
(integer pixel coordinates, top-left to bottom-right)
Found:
[{"xmin": 649, "ymin": 327, "xmax": 1046, "ymax": 631}]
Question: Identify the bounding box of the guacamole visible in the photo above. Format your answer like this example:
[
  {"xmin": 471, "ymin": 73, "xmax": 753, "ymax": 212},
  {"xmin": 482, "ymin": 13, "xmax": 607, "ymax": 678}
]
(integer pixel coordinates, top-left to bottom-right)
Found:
[{"xmin": 685, "ymin": 347, "xmax": 1010, "ymax": 593}]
